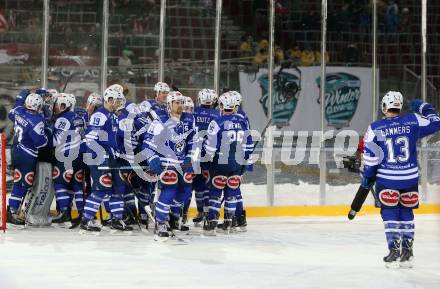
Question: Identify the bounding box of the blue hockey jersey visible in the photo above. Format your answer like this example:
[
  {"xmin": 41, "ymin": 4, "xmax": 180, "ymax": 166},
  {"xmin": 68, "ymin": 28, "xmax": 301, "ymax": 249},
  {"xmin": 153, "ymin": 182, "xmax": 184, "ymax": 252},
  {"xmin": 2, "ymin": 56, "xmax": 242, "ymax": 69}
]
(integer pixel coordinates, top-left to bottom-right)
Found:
[
  {"xmin": 363, "ymin": 111, "xmax": 440, "ymax": 189},
  {"xmin": 193, "ymin": 106, "xmax": 220, "ymax": 132},
  {"xmin": 85, "ymin": 106, "xmax": 118, "ymax": 160},
  {"xmin": 204, "ymin": 113, "xmax": 253, "ymax": 166},
  {"xmin": 139, "ymin": 99, "xmax": 168, "ymax": 123},
  {"xmin": 53, "ymin": 110, "xmax": 81, "ymax": 157},
  {"xmin": 142, "ymin": 112, "xmax": 195, "ymax": 166},
  {"xmin": 11, "ymin": 106, "xmax": 48, "ymax": 158}
]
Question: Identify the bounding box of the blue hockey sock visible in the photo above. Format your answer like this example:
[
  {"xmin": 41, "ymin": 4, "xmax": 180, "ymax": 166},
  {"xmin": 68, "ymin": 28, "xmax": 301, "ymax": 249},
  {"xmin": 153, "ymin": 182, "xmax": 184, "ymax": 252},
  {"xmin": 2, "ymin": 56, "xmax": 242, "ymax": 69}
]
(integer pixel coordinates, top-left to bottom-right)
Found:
[
  {"xmin": 74, "ymin": 190, "xmax": 84, "ymax": 213},
  {"xmin": 400, "ymin": 207, "xmax": 415, "ymax": 249},
  {"xmin": 195, "ymin": 190, "xmax": 205, "ymax": 213},
  {"xmin": 381, "ymin": 207, "xmax": 401, "ymax": 250},
  {"xmin": 83, "ymin": 191, "xmax": 108, "ymax": 221},
  {"xmin": 155, "ymin": 187, "xmax": 175, "ymax": 224},
  {"xmin": 109, "ymin": 194, "xmax": 124, "ymax": 220},
  {"xmin": 9, "ymin": 185, "xmax": 27, "ymax": 212},
  {"xmin": 235, "ymin": 194, "xmax": 244, "ymax": 217},
  {"xmin": 54, "ymin": 183, "xmax": 73, "ymax": 212},
  {"xmin": 208, "ymin": 188, "xmax": 222, "ymax": 221},
  {"xmin": 224, "ymin": 196, "xmax": 237, "ymax": 221}
]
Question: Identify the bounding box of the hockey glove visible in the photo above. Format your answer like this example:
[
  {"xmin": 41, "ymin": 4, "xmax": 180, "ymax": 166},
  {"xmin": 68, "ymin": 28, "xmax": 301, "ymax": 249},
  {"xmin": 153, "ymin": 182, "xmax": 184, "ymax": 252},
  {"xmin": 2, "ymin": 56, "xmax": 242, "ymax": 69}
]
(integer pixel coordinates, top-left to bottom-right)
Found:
[
  {"xmin": 15, "ymin": 89, "xmax": 30, "ymax": 106},
  {"xmin": 411, "ymin": 99, "xmax": 434, "ymax": 115},
  {"xmin": 183, "ymin": 156, "xmax": 194, "ymax": 174},
  {"xmin": 148, "ymin": 155, "xmax": 162, "ymax": 175}
]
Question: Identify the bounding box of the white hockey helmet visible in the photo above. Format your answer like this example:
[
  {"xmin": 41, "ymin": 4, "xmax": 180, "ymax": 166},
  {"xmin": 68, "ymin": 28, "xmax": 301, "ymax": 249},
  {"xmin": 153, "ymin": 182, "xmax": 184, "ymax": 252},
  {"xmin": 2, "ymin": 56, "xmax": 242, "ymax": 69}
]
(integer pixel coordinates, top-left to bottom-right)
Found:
[
  {"xmin": 382, "ymin": 91, "xmax": 403, "ymax": 112},
  {"xmin": 55, "ymin": 93, "xmax": 72, "ymax": 111},
  {"xmin": 218, "ymin": 92, "xmax": 236, "ymax": 111},
  {"xmin": 184, "ymin": 96, "xmax": 194, "ymax": 110},
  {"xmin": 154, "ymin": 82, "xmax": 170, "ymax": 93},
  {"xmin": 104, "ymin": 85, "xmax": 123, "ymax": 102},
  {"xmin": 64, "ymin": 93, "xmax": 77, "ymax": 110},
  {"xmin": 198, "ymin": 89, "xmax": 218, "ymax": 106},
  {"xmin": 87, "ymin": 92, "xmax": 103, "ymax": 107},
  {"xmin": 229, "ymin": 90, "xmax": 242, "ymax": 106},
  {"xmin": 107, "ymin": 84, "xmax": 124, "ymax": 94},
  {"xmin": 25, "ymin": 93, "xmax": 44, "ymax": 112},
  {"xmin": 166, "ymin": 91, "xmax": 184, "ymax": 110}
]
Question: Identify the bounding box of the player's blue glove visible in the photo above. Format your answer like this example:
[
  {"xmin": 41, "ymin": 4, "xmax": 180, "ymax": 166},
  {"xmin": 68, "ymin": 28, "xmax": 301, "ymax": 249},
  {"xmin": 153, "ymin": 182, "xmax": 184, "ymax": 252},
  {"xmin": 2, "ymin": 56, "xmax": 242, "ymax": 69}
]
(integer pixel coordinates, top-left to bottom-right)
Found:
[
  {"xmin": 183, "ymin": 156, "xmax": 194, "ymax": 174},
  {"xmin": 36, "ymin": 88, "xmax": 50, "ymax": 97},
  {"xmin": 411, "ymin": 99, "xmax": 434, "ymax": 115},
  {"xmin": 15, "ymin": 89, "xmax": 30, "ymax": 106},
  {"xmin": 360, "ymin": 174, "xmax": 374, "ymax": 189},
  {"xmin": 148, "ymin": 155, "xmax": 162, "ymax": 175}
]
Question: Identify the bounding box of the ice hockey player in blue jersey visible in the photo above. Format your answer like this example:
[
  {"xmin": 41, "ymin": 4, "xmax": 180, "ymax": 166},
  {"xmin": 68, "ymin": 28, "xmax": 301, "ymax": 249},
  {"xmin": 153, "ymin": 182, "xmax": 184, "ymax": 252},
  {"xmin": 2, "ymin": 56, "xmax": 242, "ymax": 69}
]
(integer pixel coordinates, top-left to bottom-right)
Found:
[
  {"xmin": 50, "ymin": 93, "xmax": 83, "ymax": 226},
  {"xmin": 191, "ymin": 89, "xmax": 219, "ymax": 225},
  {"xmin": 228, "ymin": 90, "xmax": 251, "ymax": 231},
  {"xmin": 138, "ymin": 81, "xmax": 170, "ymax": 123},
  {"xmin": 80, "ymin": 85, "xmax": 123, "ymax": 232},
  {"xmin": 203, "ymin": 92, "xmax": 253, "ymax": 235},
  {"xmin": 142, "ymin": 91, "xmax": 196, "ymax": 240},
  {"xmin": 7, "ymin": 93, "xmax": 49, "ymax": 225},
  {"xmin": 183, "ymin": 96, "xmax": 194, "ymax": 113},
  {"xmin": 362, "ymin": 91, "xmax": 440, "ymax": 268}
]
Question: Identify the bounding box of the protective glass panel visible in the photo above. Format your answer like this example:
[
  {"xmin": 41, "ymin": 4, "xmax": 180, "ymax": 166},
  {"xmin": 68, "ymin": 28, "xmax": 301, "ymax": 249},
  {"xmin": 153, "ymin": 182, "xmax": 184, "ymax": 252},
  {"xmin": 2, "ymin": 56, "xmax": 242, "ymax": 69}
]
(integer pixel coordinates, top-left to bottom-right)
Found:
[
  {"xmin": 107, "ymin": 0, "xmax": 160, "ymax": 102},
  {"xmin": 48, "ymin": 0, "xmax": 102, "ymax": 107},
  {"xmin": 220, "ymin": 0, "xmax": 269, "ymax": 207},
  {"xmin": 0, "ymin": 0, "xmax": 43, "ymax": 143},
  {"xmin": 164, "ymin": 0, "xmax": 216, "ymax": 98}
]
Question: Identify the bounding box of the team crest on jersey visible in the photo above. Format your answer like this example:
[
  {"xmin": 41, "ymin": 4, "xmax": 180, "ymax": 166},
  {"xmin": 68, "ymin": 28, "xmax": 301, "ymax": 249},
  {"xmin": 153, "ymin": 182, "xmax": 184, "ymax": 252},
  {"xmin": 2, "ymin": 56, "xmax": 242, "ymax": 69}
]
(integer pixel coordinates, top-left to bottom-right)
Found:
[
  {"xmin": 316, "ymin": 72, "xmax": 361, "ymax": 129},
  {"xmin": 63, "ymin": 170, "xmax": 74, "ymax": 183},
  {"xmin": 160, "ymin": 170, "xmax": 178, "ymax": 185},
  {"xmin": 25, "ymin": 172, "xmax": 35, "ymax": 186},
  {"xmin": 379, "ymin": 189, "xmax": 400, "ymax": 206},
  {"xmin": 74, "ymin": 170, "xmax": 84, "ymax": 183},
  {"xmin": 400, "ymin": 191, "xmax": 419, "ymax": 207},
  {"xmin": 227, "ymin": 175, "xmax": 241, "ymax": 189},
  {"xmin": 212, "ymin": 175, "xmax": 227, "ymax": 189},
  {"xmin": 258, "ymin": 69, "xmax": 301, "ymax": 127},
  {"xmin": 13, "ymin": 169, "xmax": 22, "ymax": 183},
  {"xmin": 175, "ymin": 140, "xmax": 186, "ymax": 155},
  {"xmin": 52, "ymin": 166, "xmax": 60, "ymax": 179},
  {"xmin": 99, "ymin": 174, "xmax": 113, "ymax": 188}
]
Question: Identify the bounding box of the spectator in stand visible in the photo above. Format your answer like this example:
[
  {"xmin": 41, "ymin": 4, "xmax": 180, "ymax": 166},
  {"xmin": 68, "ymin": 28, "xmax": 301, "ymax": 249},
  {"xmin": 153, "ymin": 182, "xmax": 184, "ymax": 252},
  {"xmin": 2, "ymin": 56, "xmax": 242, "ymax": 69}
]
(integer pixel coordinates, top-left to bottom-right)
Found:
[
  {"xmin": 275, "ymin": 45, "xmax": 284, "ymax": 64},
  {"xmin": 314, "ymin": 50, "xmax": 329, "ymax": 65},
  {"xmin": 300, "ymin": 46, "xmax": 315, "ymax": 66},
  {"xmin": 287, "ymin": 44, "xmax": 302, "ymax": 65},
  {"xmin": 239, "ymin": 35, "xmax": 254, "ymax": 58},
  {"xmin": 385, "ymin": 0, "xmax": 399, "ymax": 33},
  {"xmin": 118, "ymin": 48, "xmax": 135, "ymax": 76},
  {"xmin": 399, "ymin": 7, "xmax": 410, "ymax": 33},
  {"xmin": 253, "ymin": 47, "xmax": 268, "ymax": 65},
  {"xmin": 344, "ymin": 43, "xmax": 360, "ymax": 65}
]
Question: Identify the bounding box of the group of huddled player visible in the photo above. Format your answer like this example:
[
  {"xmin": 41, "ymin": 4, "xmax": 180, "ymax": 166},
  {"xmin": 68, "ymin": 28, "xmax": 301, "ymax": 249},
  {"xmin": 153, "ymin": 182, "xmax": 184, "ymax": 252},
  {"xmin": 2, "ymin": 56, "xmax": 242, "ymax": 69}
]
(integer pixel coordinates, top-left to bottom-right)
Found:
[{"xmin": 7, "ymin": 82, "xmax": 253, "ymax": 240}]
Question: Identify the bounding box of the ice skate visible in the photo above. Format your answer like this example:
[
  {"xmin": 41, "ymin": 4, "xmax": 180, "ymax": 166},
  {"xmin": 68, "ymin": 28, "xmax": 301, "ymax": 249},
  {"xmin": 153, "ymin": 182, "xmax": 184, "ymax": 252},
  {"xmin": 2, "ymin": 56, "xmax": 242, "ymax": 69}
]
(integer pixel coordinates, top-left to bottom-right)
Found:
[
  {"xmin": 51, "ymin": 209, "xmax": 72, "ymax": 227},
  {"xmin": 236, "ymin": 210, "xmax": 247, "ymax": 232},
  {"xmin": 192, "ymin": 211, "xmax": 204, "ymax": 226},
  {"xmin": 384, "ymin": 241, "xmax": 401, "ymax": 268},
  {"xmin": 154, "ymin": 223, "xmax": 170, "ymax": 241},
  {"xmin": 217, "ymin": 219, "xmax": 232, "ymax": 234},
  {"xmin": 110, "ymin": 219, "xmax": 133, "ymax": 235},
  {"xmin": 400, "ymin": 240, "xmax": 414, "ymax": 268},
  {"xmin": 79, "ymin": 220, "xmax": 101, "ymax": 235},
  {"xmin": 6, "ymin": 206, "xmax": 25, "ymax": 227},
  {"xmin": 203, "ymin": 220, "xmax": 218, "ymax": 236}
]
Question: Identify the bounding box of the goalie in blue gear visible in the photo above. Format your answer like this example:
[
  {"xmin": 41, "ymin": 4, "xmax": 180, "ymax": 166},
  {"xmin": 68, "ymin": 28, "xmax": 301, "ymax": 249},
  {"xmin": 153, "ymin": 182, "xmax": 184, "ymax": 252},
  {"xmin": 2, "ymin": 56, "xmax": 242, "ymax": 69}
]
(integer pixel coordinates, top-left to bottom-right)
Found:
[
  {"xmin": 142, "ymin": 91, "xmax": 196, "ymax": 240},
  {"xmin": 7, "ymin": 93, "xmax": 49, "ymax": 226},
  {"xmin": 203, "ymin": 92, "xmax": 253, "ymax": 235},
  {"xmin": 191, "ymin": 89, "xmax": 219, "ymax": 225},
  {"xmin": 362, "ymin": 91, "xmax": 440, "ymax": 268}
]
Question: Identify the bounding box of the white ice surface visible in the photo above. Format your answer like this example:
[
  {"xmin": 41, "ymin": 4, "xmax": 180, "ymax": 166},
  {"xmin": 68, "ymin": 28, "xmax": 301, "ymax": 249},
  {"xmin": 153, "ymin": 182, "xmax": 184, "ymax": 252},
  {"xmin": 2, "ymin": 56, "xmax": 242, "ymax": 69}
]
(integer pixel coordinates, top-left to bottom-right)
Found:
[{"xmin": 1, "ymin": 215, "xmax": 439, "ymax": 289}]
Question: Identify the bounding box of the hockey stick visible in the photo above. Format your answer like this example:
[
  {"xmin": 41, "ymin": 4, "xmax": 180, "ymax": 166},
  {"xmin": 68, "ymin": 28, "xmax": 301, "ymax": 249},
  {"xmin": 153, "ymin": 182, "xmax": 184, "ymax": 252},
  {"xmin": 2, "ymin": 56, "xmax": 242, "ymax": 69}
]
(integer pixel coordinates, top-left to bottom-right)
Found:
[{"xmin": 348, "ymin": 185, "xmax": 374, "ymax": 220}]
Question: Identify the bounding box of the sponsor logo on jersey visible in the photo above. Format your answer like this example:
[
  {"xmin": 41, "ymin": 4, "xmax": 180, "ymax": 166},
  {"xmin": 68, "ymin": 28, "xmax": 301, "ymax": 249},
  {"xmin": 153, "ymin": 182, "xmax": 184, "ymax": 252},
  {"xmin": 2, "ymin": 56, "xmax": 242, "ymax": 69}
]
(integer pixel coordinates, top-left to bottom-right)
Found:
[
  {"xmin": 258, "ymin": 70, "xmax": 301, "ymax": 127},
  {"xmin": 183, "ymin": 172, "xmax": 194, "ymax": 183},
  {"xmin": 400, "ymin": 191, "xmax": 419, "ymax": 207},
  {"xmin": 160, "ymin": 170, "xmax": 178, "ymax": 185},
  {"xmin": 74, "ymin": 170, "xmax": 84, "ymax": 182},
  {"xmin": 212, "ymin": 175, "xmax": 227, "ymax": 189},
  {"xmin": 63, "ymin": 170, "xmax": 74, "ymax": 183},
  {"xmin": 13, "ymin": 169, "xmax": 22, "ymax": 183},
  {"xmin": 316, "ymin": 72, "xmax": 361, "ymax": 129},
  {"xmin": 227, "ymin": 175, "xmax": 241, "ymax": 189},
  {"xmin": 99, "ymin": 174, "xmax": 113, "ymax": 188},
  {"xmin": 379, "ymin": 189, "xmax": 400, "ymax": 206},
  {"xmin": 52, "ymin": 166, "xmax": 60, "ymax": 179},
  {"xmin": 25, "ymin": 172, "xmax": 35, "ymax": 186}
]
